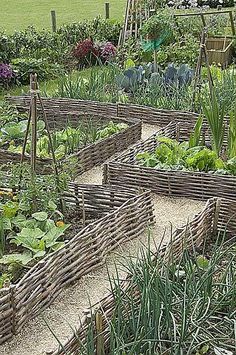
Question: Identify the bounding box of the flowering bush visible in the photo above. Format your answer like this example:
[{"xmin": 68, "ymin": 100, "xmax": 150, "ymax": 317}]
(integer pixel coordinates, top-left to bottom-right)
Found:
[
  {"xmin": 0, "ymin": 63, "xmax": 15, "ymax": 88},
  {"xmin": 73, "ymin": 39, "xmax": 116, "ymax": 66},
  {"xmin": 73, "ymin": 39, "xmax": 99, "ymax": 66},
  {"xmin": 100, "ymin": 42, "xmax": 116, "ymax": 62},
  {"xmin": 167, "ymin": 0, "xmax": 233, "ymax": 8}
]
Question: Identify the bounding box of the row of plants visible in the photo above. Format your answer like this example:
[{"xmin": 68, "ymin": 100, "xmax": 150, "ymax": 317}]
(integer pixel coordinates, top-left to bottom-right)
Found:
[
  {"xmin": 0, "ymin": 103, "xmax": 128, "ymax": 160},
  {"xmin": 48, "ymin": 63, "xmax": 236, "ymax": 113},
  {"xmin": 136, "ymin": 89, "xmax": 236, "ymax": 174},
  {"xmin": 0, "ymin": 17, "xmax": 121, "ymax": 89}
]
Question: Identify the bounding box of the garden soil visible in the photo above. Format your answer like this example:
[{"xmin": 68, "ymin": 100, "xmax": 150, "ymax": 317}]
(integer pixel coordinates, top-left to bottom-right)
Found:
[{"xmin": 0, "ymin": 124, "xmax": 205, "ymax": 355}]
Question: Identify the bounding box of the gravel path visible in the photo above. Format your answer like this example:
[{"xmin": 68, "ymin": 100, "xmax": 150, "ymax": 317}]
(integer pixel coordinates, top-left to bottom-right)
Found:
[{"xmin": 0, "ymin": 124, "xmax": 205, "ymax": 355}]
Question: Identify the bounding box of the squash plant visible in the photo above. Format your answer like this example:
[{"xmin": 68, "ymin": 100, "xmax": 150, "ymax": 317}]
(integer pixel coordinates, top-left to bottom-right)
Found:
[{"xmin": 0, "ymin": 163, "xmax": 72, "ymax": 287}]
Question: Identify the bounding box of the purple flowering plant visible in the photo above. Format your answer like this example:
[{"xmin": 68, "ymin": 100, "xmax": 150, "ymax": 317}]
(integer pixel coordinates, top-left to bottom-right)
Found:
[
  {"xmin": 100, "ymin": 42, "xmax": 116, "ymax": 61},
  {"xmin": 0, "ymin": 63, "xmax": 15, "ymax": 87}
]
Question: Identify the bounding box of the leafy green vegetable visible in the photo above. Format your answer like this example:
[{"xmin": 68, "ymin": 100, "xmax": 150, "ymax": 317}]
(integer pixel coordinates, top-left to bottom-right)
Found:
[
  {"xmin": 136, "ymin": 136, "xmax": 230, "ymax": 175},
  {"xmin": 32, "ymin": 211, "xmax": 48, "ymax": 222},
  {"xmin": 0, "ymin": 252, "xmax": 33, "ymax": 266}
]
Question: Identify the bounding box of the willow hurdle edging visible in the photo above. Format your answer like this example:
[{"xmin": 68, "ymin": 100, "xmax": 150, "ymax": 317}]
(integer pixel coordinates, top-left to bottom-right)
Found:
[
  {"xmin": 118, "ymin": 103, "xmax": 199, "ymax": 126},
  {"xmin": 53, "ymin": 196, "xmax": 236, "ymax": 354},
  {"xmin": 7, "ymin": 96, "xmax": 118, "ymax": 117},
  {"xmin": 0, "ymin": 183, "xmax": 154, "ymax": 345},
  {"xmin": 2, "ymin": 101, "xmax": 141, "ymax": 175},
  {"xmin": 7, "ymin": 96, "xmax": 199, "ymax": 127},
  {"xmin": 103, "ymin": 121, "xmax": 236, "ymax": 201}
]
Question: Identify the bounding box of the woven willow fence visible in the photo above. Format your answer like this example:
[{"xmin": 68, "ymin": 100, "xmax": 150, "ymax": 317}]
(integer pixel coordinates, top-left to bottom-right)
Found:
[
  {"xmin": 104, "ymin": 121, "xmax": 235, "ymax": 201},
  {"xmin": 53, "ymin": 196, "xmax": 236, "ymax": 354},
  {"xmin": 4, "ymin": 98, "xmax": 141, "ymax": 175},
  {"xmin": 7, "ymin": 96, "xmax": 199, "ymax": 127},
  {"xmin": 0, "ymin": 183, "xmax": 154, "ymax": 345}
]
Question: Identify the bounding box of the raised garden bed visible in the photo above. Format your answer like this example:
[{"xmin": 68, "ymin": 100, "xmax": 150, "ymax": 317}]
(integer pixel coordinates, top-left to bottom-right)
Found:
[
  {"xmin": 53, "ymin": 196, "xmax": 236, "ymax": 354},
  {"xmin": 1, "ymin": 99, "xmax": 141, "ymax": 175},
  {"xmin": 103, "ymin": 121, "xmax": 236, "ymax": 201},
  {"xmin": 206, "ymin": 36, "xmax": 233, "ymax": 68},
  {"xmin": 0, "ymin": 183, "xmax": 154, "ymax": 345}
]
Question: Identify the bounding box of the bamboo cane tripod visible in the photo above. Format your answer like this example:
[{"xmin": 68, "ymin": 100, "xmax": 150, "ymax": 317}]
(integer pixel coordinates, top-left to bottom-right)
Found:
[{"xmin": 19, "ymin": 73, "xmax": 63, "ymax": 210}]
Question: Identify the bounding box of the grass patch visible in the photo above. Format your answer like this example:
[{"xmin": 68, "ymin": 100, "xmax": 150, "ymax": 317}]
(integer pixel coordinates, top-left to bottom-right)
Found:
[{"xmin": 1, "ymin": 0, "xmax": 126, "ymax": 33}]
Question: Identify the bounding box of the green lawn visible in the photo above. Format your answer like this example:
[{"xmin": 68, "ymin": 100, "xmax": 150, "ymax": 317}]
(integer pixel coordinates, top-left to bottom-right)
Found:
[{"xmin": 1, "ymin": 0, "xmax": 126, "ymax": 33}]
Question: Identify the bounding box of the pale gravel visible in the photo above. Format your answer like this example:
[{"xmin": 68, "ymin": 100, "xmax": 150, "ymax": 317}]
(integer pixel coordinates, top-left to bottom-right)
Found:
[{"xmin": 0, "ymin": 124, "xmax": 205, "ymax": 355}]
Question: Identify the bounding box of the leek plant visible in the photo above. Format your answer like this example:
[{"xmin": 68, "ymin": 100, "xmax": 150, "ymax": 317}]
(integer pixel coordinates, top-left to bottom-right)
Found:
[
  {"xmin": 213, "ymin": 69, "xmax": 236, "ymax": 114},
  {"xmin": 0, "ymin": 217, "xmax": 5, "ymax": 257},
  {"xmin": 202, "ymin": 88, "xmax": 225, "ymax": 157},
  {"xmin": 51, "ymin": 232, "xmax": 236, "ymax": 355},
  {"xmin": 52, "ymin": 65, "xmax": 121, "ymax": 103},
  {"xmin": 228, "ymin": 107, "xmax": 236, "ymax": 159},
  {"xmin": 133, "ymin": 82, "xmax": 193, "ymax": 111}
]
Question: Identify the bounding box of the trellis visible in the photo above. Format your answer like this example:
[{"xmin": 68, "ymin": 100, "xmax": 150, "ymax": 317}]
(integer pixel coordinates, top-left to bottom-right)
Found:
[{"xmin": 118, "ymin": 0, "xmax": 156, "ymax": 46}]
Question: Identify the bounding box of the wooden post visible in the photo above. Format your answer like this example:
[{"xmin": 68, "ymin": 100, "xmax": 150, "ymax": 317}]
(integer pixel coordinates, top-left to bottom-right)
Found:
[
  {"xmin": 30, "ymin": 74, "xmax": 37, "ymax": 173},
  {"xmin": 51, "ymin": 10, "xmax": 57, "ymax": 32},
  {"xmin": 105, "ymin": 3, "xmax": 110, "ymax": 19},
  {"xmin": 229, "ymin": 11, "xmax": 235, "ymax": 35},
  {"xmin": 95, "ymin": 311, "xmax": 104, "ymax": 355},
  {"xmin": 82, "ymin": 191, "xmax": 86, "ymax": 226}
]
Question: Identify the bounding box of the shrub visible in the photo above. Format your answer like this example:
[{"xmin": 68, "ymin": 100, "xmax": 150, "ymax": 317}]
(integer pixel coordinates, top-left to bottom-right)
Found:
[
  {"xmin": 0, "ymin": 17, "xmax": 122, "ymax": 65},
  {"xmin": 11, "ymin": 58, "xmax": 64, "ymax": 85}
]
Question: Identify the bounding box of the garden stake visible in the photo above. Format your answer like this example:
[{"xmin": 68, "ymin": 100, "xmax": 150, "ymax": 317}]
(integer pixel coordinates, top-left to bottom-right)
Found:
[
  {"xmin": 30, "ymin": 74, "xmax": 38, "ymax": 173},
  {"xmin": 95, "ymin": 311, "xmax": 105, "ymax": 355}
]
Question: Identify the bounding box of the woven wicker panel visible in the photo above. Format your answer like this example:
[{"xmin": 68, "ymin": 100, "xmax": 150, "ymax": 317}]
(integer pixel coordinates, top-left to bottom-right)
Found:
[
  {"xmin": 7, "ymin": 96, "xmax": 118, "ymax": 117},
  {"xmin": 104, "ymin": 122, "xmax": 236, "ymax": 201},
  {"xmin": 0, "ymin": 184, "xmax": 154, "ymax": 345},
  {"xmin": 53, "ymin": 197, "xmax": 221, "ymax": 355},
  {"xmin": 217, "ymin": 198, "xmax": 236, "ymax": 235},
  {"xmin": 0, "ymin": 287, "xmax": 15, "ymax": 345},
  {"xmin": 8, "ymin": 96, "xmax": 199, "ymax": 128},
  {"xmin": 118, "ymin": 103, "xmax": 199, "ymax": 126}
]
